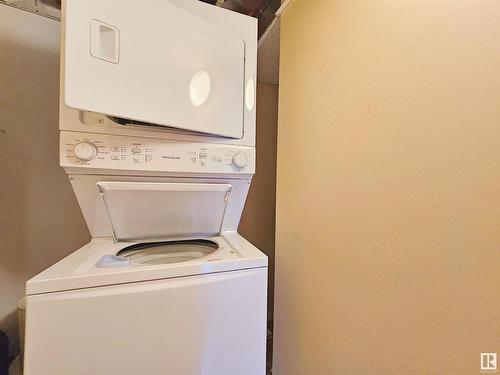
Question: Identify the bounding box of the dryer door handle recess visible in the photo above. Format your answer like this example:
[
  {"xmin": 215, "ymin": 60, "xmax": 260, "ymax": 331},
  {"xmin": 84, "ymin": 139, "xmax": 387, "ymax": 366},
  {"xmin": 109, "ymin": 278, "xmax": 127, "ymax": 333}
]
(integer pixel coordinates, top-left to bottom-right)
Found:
[{"xmin": 89, "ymin": 19, "xmax": 119, "ymax": 64}]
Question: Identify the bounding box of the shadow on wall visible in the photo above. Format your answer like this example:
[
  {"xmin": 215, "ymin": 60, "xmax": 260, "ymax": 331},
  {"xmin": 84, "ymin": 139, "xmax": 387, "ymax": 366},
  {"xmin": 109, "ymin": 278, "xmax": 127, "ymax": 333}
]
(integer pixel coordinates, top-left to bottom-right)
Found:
[
  {"xmin": 0, "ymin": 6, "xmax": 90, "ymax": 358},
  {"xmin": 239, "ymin": 81, "xmax": 279, "ymax": 323},
  {"xmin": 239, "ymin": 81, "xmax": 279, "ymax": 373}
]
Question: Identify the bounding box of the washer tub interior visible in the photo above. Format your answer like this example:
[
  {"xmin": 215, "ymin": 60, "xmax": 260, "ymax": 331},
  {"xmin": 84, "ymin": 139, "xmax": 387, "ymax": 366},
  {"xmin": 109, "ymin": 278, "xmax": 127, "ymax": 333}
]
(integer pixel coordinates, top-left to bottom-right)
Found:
[{"xmin": 117, "ymin": 239, "xmax": 220, "ymax": 265}]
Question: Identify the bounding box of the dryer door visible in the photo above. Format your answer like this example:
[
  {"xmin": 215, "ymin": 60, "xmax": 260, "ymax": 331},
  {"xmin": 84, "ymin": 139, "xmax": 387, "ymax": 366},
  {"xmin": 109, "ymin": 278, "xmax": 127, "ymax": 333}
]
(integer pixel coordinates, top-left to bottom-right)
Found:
[{"xmin": 64, "ymin": 0, "xmax": 246, "ymax": 138}]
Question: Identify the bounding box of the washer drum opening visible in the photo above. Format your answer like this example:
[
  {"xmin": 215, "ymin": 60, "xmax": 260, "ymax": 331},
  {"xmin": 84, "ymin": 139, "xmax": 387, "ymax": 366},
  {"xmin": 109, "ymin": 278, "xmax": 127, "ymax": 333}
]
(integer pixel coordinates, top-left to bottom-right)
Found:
[{"xmin": 117, "ymin": 239, "xmax": 219, "ymax": 265}]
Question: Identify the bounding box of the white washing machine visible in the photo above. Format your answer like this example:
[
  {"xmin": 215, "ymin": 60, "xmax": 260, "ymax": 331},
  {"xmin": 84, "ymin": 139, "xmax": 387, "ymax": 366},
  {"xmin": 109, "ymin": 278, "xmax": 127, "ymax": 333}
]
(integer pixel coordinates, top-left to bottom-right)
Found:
[{"xmin": 24, "ymin": 1, "xmax": 267, "ymax": 374}]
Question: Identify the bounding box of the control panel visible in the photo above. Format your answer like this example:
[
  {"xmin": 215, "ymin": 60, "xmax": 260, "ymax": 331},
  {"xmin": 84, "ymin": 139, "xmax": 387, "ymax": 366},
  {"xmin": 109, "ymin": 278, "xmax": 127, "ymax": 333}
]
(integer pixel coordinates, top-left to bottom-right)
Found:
[{"xmin": 60, "ymin": 131, "xmax": 255, "ymax": 174}]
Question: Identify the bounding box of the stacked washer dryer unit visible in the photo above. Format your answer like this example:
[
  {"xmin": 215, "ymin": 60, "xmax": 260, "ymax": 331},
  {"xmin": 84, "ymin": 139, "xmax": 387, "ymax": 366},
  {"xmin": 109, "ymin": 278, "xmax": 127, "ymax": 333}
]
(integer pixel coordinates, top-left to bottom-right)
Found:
[{"xmin": 23, "ymin": 1, "xmax": 267, "ymax": 374}]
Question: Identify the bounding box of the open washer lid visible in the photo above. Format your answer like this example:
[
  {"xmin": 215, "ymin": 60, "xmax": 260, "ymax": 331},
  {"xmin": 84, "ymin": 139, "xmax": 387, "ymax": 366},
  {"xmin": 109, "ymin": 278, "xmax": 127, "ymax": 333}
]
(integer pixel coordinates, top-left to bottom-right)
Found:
[{"xmin": 97, "ymin": 182, "xmax": 232, "ymax": 242}]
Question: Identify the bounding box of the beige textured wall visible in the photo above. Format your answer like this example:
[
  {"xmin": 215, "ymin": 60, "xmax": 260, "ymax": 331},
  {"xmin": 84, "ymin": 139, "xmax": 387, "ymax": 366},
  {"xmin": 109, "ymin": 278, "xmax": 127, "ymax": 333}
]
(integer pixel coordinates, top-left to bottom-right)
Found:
[
  {"xmin": 0, "ymin": 5, "xmax": 90, "ymax": 356},
  {"xmin": 274, "ymin": 1, "xmax": 500, "ymax": 374},
  {"xmin": 240, "ymin": 81, "xmax": 279, "ymax": 320}
]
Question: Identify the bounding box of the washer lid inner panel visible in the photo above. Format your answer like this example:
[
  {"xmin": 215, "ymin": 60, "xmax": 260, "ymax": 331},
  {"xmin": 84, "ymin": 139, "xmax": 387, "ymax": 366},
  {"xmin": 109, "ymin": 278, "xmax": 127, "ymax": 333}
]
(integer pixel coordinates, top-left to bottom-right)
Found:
[{"xmin": 97, "ymin": 181, "xmax": 233, "ymax": 242}]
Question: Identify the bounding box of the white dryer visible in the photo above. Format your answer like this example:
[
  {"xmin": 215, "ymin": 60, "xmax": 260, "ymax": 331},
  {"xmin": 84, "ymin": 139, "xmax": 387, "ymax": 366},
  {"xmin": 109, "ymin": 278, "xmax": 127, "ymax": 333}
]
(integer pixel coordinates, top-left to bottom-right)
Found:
[{"xmin": 24, "ymin": 1, "xmax": 267, "ymax": 374}]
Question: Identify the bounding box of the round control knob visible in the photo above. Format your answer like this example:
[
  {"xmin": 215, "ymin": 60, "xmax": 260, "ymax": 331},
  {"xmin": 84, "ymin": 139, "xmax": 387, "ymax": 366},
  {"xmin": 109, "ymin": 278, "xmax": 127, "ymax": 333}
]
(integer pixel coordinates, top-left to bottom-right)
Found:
[
  {"xmin": 73, "ymin": 141, "xmax": 98, "ymax": 161},
  {"xmin": 232, "ymin": 152, "xmax": 248, "ymax": 169}
]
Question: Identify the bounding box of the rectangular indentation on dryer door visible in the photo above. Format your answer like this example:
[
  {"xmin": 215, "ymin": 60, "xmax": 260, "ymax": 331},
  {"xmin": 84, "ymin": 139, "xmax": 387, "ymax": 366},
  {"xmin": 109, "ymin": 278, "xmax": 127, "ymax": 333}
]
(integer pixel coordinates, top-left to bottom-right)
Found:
[{"xmin": 90, "ymin": 19, "xmax": 119, "ymax": 63}]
